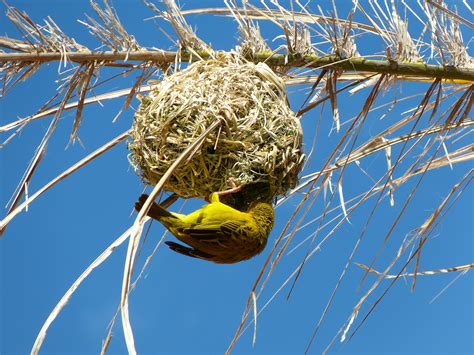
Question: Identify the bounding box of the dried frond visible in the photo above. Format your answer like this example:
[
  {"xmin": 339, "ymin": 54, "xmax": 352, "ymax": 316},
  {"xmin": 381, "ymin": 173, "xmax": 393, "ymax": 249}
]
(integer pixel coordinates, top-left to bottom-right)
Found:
[
  {"xmin": 259, "ymin": 1, "xmax": 313, "ymax": 57},
  {"xmin": 122, "ymin": 121, "xmax": 222, "ymax": 354},
  {"xmin": 143, "ymin": 0, "xmax": 209, "ymax": 52},
  {"xmin": 69, "ymin": 63, "xmax": 97, "ymax": 143},
  {"xmin": 0, "ymin": 83, "xmax": 154, "ymax": 136},
  {"xmin": 225, "ymin": 0, "xmax": 270, "ymax": 57},
  {"xmin": 310, "ymin": 1, "xmax": 358, "ymax": 59},
  {"xmin": 355, "ymin": 262, "xmax": 474, "ymax": 279},
  {"xmin": 3, "ymin": 3, "xmax": 86, "ymax": 53},
  {"xmin": 355, "ymin": 0, "xmax": 422, "ymax": 62},
  {"xmin": 4, "ymin": 63, "xmax": 93, "ymax": 218},
  {"xmin": 0, "ymin": 59, "xmax": 41, "ymax": 97},
  {"xmin": 0, "ymin": 130, "xmax": 130, "ymax": 234},
  {"xmin": 0, "ymin": 3, "xmax": 87, "ymax": 94},
  {"xmin": 31, "ymin": 225, "xmax": 134, "ymax": 355},
  {"xmin": 181, "ymin": 5, "xmax": 386, "ymax": 36},
  {"xmin": 424, "ymin": 0, "xmax": 474, "ymax": 67},
  {"xmin": 339, "ymin": 171, "xmax": 472, "ymax": 344},
  {"xmin": 0, "ymin": 36, "xmax": 34, "ymax": 52},
  {"xmin": 80, "ymin": 0, "xmax": 142, "ymax": 52}
]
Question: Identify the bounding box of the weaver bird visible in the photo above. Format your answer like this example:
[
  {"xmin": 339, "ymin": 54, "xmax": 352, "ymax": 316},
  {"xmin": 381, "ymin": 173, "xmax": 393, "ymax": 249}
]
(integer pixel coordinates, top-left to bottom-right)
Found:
[{"xmin": 135, "ymin": 193, "xmax": 274, "ymax": 264}]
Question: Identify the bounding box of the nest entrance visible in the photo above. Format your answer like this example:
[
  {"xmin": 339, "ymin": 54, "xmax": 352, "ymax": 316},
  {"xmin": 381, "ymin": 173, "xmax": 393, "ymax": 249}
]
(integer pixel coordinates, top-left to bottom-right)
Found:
[{"xmin": 129, "ymin": 55, "xmax": 304, "ymax": 208}]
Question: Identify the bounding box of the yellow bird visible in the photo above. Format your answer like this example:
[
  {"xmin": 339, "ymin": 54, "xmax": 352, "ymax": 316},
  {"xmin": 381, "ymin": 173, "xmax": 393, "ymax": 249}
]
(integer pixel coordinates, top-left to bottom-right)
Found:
[{"xmin": 135, "ymin": 193, "xmax": 274, "ymax": 264}]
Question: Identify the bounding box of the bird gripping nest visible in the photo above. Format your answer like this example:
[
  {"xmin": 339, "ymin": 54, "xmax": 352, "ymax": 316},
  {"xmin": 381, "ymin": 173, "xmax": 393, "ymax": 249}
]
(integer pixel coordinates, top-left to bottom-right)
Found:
[{"xmin": 128, "ymin": 55, "xmax": 304, "ymax": 209}]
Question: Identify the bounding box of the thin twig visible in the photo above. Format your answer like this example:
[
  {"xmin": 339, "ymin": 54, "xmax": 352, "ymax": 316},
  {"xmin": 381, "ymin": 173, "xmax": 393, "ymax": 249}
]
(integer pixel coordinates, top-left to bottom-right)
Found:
[
  {"xmin": 120, "ymin": 120, "xmax": 221, "ymax": 354},
  {"xmin": 0, "ymin": 130, "xmax": 130, "ymax": 235}
]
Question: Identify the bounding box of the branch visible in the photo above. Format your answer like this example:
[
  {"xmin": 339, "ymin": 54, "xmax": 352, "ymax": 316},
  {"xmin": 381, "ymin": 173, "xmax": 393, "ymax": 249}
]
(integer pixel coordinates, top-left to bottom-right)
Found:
[{"xmin": 1, "ymin": 50, "xmax": 474, "ymax": 82}]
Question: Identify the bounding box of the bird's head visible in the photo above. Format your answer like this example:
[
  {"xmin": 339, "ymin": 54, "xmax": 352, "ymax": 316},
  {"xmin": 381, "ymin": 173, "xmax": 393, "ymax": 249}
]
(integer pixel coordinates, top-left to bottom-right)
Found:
[{"xmin": 248, "ymin": 201, "xmax": 275, "ymax": 235}]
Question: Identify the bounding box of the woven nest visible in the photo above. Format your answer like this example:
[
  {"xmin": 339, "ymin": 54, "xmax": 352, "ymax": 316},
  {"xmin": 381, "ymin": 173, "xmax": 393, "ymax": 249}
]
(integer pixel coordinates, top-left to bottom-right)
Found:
[{"xmin": 128, "ymin": 55, "xmax": 304, "ymax": 207}]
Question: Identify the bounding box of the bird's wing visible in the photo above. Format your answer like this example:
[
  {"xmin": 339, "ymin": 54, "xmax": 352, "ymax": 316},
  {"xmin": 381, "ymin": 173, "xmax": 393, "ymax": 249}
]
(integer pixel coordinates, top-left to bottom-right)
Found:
[
  {"xmin": 178, "ymin": 220, "xmax": 249, "ymax": 242},
  {"xmin": 165, "ymin": 241, "xmax": 214, "ymax": 260},
  {"xmin": 220, "ymin": 220, "xmax": 252, "ymax": 238}
]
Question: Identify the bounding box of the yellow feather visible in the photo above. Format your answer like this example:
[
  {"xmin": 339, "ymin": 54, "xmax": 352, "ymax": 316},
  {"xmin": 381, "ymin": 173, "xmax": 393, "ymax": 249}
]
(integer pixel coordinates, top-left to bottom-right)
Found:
[{"xmin": 135, "ymin": 193, "xmax": 274, "ymax": 264}]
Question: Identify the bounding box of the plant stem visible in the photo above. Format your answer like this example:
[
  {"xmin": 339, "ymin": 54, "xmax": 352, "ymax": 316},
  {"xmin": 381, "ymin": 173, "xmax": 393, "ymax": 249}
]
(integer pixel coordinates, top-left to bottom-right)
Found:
[{"xmin": 1, "ymin": 50, "xmax": 473, "ymax": 82}]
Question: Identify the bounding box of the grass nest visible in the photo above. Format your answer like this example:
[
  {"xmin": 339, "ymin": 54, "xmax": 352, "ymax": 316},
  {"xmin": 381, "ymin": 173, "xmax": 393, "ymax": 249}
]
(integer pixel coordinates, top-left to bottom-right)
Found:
[{"xmin": 128, "ymin": 55, "xmax": 304, "ymax": 208}]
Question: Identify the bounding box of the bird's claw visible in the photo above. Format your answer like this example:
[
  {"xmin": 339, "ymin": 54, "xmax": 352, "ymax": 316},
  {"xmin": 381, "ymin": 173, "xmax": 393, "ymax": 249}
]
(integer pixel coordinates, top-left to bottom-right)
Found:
[{"xmin": 214, "ymin": 178, "xmax": 243, "ymax": 198}]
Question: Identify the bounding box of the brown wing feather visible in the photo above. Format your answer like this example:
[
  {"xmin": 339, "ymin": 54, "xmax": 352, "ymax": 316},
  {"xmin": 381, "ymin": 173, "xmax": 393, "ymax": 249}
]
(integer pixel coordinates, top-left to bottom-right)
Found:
[
  {"xmin": 178, "ymin": 219, "xmax": 247, "ymax": 242},
  {"xmin": 165, "ymin": 241, "xmax": 214, "ymax": 260}
]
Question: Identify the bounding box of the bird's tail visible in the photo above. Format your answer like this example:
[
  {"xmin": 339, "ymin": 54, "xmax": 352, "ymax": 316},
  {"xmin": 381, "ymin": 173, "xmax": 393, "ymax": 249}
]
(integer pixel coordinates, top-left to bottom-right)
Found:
[{"xmin": 135, "ymin": 194, "xmax": 176, "ymax": 221}]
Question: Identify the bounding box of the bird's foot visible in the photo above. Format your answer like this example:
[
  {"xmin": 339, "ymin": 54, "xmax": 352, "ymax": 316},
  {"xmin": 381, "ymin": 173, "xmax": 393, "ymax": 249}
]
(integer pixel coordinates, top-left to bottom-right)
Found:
[
  {"xmin": 216, "ymin": 178, "xmax": 242, "ymax": 197},
  {"xmin": 205, "ymin": 179, "xmax": 242, "ymax": 202}
]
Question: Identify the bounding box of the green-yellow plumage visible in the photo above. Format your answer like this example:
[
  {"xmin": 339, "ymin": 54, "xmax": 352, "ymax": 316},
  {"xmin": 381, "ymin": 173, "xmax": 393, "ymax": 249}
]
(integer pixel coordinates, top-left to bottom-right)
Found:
[{"xmin": 135, "ymin": 193, "xmax": 274, "ymax": 264}]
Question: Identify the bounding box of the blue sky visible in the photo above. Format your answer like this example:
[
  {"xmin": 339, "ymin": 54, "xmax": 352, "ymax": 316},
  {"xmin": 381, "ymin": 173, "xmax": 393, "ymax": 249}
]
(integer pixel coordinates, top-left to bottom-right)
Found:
[{"xmin": 1, "ymin": 1, "xmax": 472, "ymax": 354}]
